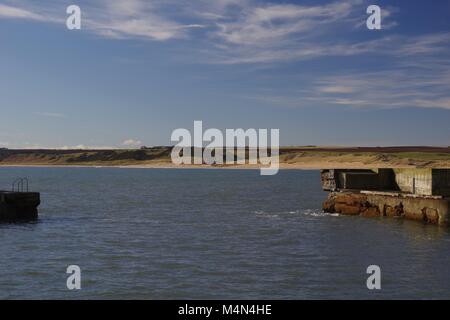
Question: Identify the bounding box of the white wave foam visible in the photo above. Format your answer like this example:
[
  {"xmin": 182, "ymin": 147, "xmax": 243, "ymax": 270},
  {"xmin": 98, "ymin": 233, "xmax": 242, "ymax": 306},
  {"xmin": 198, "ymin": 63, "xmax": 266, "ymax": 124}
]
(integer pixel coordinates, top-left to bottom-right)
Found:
[{"xmin": 253, "ymin": 209, "xmax": 339, "ymax": 218}]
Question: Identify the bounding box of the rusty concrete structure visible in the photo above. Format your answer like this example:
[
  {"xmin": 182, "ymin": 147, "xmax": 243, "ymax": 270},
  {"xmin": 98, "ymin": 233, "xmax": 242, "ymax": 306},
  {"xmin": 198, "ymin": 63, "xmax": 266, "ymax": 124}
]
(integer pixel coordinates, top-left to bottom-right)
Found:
[{"xmin": 321, "ymin": 169, "xmax": 450, "ymax": 226}]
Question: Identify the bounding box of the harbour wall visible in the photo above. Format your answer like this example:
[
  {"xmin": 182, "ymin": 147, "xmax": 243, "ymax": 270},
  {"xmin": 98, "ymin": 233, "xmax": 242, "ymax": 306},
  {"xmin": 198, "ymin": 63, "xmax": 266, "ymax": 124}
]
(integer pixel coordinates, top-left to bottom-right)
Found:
[
  {"xmin": 321, "ymin": 169, "xmax": 450, "ymax": 226},
  {"xmin": 323, "ymin": 191, "xmax": 449, "ymax": 226}
]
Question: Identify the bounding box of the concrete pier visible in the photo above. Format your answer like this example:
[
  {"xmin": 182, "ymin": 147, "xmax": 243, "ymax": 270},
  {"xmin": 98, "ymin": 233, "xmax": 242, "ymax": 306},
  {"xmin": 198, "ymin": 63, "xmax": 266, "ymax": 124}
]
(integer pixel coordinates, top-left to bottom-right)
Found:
[
  {"xmin": 321, "ymin": 169, "xmax": 450, "ymax": 226},
  {"xmin": 0, "ymin": 191, "xmax": 40, "ymax": 222}
]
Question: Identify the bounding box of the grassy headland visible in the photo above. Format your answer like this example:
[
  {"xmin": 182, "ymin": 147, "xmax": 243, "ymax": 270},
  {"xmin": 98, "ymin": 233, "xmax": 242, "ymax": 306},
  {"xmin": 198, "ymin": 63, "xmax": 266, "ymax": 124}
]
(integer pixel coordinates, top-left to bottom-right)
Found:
[{"xmin": 0, "ymin": 146, "xmax": 449, "ymax": 169}]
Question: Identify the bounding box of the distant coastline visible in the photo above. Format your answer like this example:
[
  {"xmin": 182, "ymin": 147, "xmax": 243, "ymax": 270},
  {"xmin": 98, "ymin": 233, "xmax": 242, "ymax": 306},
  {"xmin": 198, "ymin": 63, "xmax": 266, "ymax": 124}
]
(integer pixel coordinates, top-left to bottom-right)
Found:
[{"xmin": 1, "ymin": 146, "xmax": 450, "ymax": 169}]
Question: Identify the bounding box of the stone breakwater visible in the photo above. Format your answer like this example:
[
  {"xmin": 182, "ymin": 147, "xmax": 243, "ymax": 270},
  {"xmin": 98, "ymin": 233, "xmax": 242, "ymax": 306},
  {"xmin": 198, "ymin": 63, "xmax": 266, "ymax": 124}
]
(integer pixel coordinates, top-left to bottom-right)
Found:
[
  {"xmin": 323, "ymin": 191, "xmax": 450, "ymax": 226},
  {"xmin": 321, "ymin": 169, "xmax": 450, "ymax": 226}
]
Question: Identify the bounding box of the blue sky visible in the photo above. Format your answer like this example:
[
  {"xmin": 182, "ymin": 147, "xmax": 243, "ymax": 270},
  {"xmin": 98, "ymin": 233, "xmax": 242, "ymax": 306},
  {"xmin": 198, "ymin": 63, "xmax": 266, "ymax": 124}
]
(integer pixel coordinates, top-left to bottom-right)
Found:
[{"xmin": 0, "ymin": 0, "xmax": 449, "ymax": 148}]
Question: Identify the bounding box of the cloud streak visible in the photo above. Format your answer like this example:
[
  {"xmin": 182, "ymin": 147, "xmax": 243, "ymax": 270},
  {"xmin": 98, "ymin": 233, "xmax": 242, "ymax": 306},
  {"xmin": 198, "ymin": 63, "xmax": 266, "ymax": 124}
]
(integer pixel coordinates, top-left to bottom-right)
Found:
[
  {"xmin": 83, "ymin": 0, "xmax": 204, "ymax": 41},
  {"xmin": 250, "ymin": 62, "xmax": 450, "ymax": 111},
  {"xmin": 1, "ymin": 0, "xmax": 442, "ymax": 63},
  {"xmin": 2, "ymin": 0, "xmax": 450, "ymax": 111},
  {"xmin": 214, "ymin": 1, "xmax": 357, "ymax": 45},
  {"xmin": 122, "ymin": 139, "xmax": 142, "ymax": 147},
  {"xmin": 0, "ymin": 0, "xmax": 203, "ymax": 41},
  {"xmin": 0, "ymin": 3, "xmax": 45, "ymax": 21}
]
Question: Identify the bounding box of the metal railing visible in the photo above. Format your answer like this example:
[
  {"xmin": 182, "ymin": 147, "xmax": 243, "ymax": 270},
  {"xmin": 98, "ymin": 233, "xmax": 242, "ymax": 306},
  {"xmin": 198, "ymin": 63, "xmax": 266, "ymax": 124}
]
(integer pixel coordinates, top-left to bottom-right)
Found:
[{"xmin": 12, "ymin": 178, "xmax": 29, "ymax": 192}]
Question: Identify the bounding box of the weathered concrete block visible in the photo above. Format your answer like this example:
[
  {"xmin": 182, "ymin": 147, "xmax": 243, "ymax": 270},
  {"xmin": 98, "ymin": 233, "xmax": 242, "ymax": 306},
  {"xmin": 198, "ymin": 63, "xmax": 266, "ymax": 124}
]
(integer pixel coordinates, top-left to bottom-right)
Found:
[
  {"xmin": 0, "ymin": 191, "xmax": 40, "ymax": 222},
  {"xmin": 323, "ymin": 191, "xmax": 450, "ymax": 226},
  {"xmin": 335, "ymin": 193, "xmax": 367, "ymax": 206}
]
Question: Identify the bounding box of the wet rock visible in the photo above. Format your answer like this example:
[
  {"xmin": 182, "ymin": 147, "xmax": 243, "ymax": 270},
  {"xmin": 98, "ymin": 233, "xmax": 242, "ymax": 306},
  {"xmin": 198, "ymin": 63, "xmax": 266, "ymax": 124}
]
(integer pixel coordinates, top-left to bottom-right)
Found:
[
  {"xmin": 335, "ymin": 203, "xmax": 361, "ymax": 215},
  {"xmin": 322, "ymin": 198, "xmax": 335, "ymax": 213},
  {"xmin": 422, "ymin": 207, "xmax": 439, "ymax": 224},
  {"xmin": 361, "ymin": 206, "xmax": 381, "ymax": 218},
  {"xmin": 384, "ymin": 203, "xmax": 404, "ymax": 217}
]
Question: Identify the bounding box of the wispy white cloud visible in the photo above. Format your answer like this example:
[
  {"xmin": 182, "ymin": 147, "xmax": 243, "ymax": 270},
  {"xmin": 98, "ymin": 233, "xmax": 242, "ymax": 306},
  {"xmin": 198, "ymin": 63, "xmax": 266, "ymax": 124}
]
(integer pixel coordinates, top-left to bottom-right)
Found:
[
  {"xmin": 0, "ymin": 3, "xmax": 45, "ymax": 21},
  {"xmin": 319, "ymin": 86, "xmax": 355, "ymax": 94},
  {"xmin": 0, "ymin": 2, "xmax": 62, "ymax": 24},
  {"xmin": 2, "ymin": 0, "xmax": 449, "ymax": 112},
  {"xmin": 0, "ymin": 0, "xmax": 203, "ymax": 41},
  {"xmin": 312, "ymin": 62, "xmax": 450, "ymax": 110},
  {"xmin": 83, "ymin": 0, "xmax": 204, "ymax": 41},
  {"xmin": 249, "ymin": 61, "xmax": 450, "ymax": 111},
  {"xmin": 214, "ymin": 1, "xmax": 358, "ymax": 45},
  {"xmin": 122, "ymin": 139, "xmax": 142, "ymax": 147},
  {"xmin": 393, "ymin": 32, "xmax": 450, "ymax": 56},
  {"xmin": 2, "ymin": 0, "xmax": 439, "ymax": 63}
]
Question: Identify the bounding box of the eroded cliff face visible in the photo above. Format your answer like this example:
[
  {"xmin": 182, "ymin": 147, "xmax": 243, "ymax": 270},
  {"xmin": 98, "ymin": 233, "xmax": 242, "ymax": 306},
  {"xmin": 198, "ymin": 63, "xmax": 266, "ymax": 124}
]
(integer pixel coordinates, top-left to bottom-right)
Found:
[{"xmin": 323, "ymin": 192, "xmax": 449, "ymax": 226}]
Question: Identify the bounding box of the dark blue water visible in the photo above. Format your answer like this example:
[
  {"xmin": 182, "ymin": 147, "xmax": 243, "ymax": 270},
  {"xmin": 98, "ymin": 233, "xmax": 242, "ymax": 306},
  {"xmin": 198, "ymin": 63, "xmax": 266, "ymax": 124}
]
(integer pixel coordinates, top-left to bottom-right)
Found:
[{"xmin": 1, "ymin": 167, "xmax": 449, "ymax": 299}]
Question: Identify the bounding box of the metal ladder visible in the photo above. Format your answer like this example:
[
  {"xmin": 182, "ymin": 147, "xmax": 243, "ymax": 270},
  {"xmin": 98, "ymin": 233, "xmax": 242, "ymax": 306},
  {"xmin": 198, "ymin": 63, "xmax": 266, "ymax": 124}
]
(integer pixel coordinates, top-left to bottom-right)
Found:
[{"xmin": 12, "ymin": 178, "xmax": 29, "ymax": 192}]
